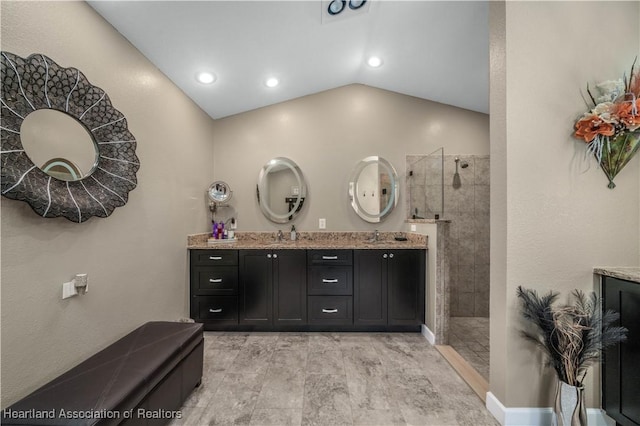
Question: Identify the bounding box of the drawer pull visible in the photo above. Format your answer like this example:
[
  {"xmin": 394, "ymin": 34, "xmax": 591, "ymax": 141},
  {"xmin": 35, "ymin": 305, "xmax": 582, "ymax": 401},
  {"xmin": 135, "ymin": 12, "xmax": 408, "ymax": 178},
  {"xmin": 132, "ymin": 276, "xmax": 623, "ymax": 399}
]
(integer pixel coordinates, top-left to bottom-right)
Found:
[
  {"xmin": 322, "ymin": 308, "xmax": 338, "ymax": 314},
  {"xmin": 322, "ymin": 256, "xmax": 338, "ymax": 260},
  {"xmin": 209, "ymin": 278, "xmax": 223, "ymax": 283},
  {"xmin": 322, "ymin": 278, "xmax": 339, "ymax": 283},
  {"xmin": 209, "ymin": 256, "xmax": 223, "ymax": 261},
  {"xmin": 209, "ymin": 308, "xmax": 223, "ymax": 313}
]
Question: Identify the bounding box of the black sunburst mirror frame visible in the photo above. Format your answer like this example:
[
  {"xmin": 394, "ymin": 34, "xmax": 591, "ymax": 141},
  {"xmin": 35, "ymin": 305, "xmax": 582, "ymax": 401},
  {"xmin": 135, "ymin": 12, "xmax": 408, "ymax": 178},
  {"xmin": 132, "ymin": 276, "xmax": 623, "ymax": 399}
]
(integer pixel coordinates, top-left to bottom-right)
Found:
[{"xmin": 1, "ymin": 52, "xmax": 139, "ymax": 223}]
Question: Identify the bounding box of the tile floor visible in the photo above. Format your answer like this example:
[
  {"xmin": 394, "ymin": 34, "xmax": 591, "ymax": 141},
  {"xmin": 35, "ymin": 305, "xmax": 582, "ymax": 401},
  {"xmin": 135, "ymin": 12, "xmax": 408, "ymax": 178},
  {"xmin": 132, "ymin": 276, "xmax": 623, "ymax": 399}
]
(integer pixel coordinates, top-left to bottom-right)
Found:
[
  {"xmin": 171, "ymin": 331, "xmax": 497, "ymax": 426},
  {"xmin": 449, "ymin": 317, "xmax": 490, "ymax": 381}
]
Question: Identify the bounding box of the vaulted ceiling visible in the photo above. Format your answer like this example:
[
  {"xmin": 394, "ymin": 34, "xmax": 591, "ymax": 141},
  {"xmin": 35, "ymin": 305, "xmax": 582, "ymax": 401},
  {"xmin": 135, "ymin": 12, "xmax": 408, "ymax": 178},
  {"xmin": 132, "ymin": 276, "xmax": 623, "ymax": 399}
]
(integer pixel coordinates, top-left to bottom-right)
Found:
[{"xmin": 89, "ymin": 1, "xmax": 489, "ymax": 119}]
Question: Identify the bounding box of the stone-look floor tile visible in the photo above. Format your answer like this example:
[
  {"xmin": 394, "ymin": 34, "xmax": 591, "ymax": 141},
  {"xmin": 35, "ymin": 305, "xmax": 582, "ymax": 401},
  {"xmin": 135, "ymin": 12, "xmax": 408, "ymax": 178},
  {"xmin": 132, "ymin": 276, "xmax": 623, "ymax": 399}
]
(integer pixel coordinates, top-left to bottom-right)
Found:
[
  {"xmin": 347, "ymin": 375, "xmax": 392, "ymax": 410},
  {"xmin": 306, "ymin": 348, "xmax": 346, "ymax": 375},
  {"xmin": 204, "ymin": 349, "xmax": 239, "ymax": 373},
  {"xmin": 386, "ymin": 374, "xmax": 443, "ymax": 413},
  {"xmin": 228, "ymin": 343, "xmax": 275, "ymax": 376},
  {"xmin": 256, "ymin": 369, "xmax": 306, "ymax": 409},
  {"xmin": 302, "ymin": 373, "xmax": 353, "ymax": 426},
  {"xmin": 277, "ymin": 333, "xmax": 310, "ymax": 349},
  {"xmin": 182, "ymin": 372, "xmax": 224, "ymax": 408},
  {"xmin": 400, "ymin": 408, "xmax": 460, "ymax": 426},
  {"xmin": 207, "ymin": 332, "xmax": 249, "ymax": 350},
  {"xmin": 245, "ymin": 333, "xmax": 280, "ymax": 347},
  {"xmin": 250, "ymin": 409, "xmax": 303, "ymax": 426},
  {"xmin": 168, "ymin": 406, "xmax": 207, "ymax": 426},
  {"xmin": 202, "ymin": 373, "xmax": 263, "ymax": 425},
  {"xmin": 270, "ymin": 348, "xmax": 308, "ymax": 372},
  {"xmin": 352, "ymin": 409, "xmax": 406, "ymax": 426},
  {"xmin": 308, "ymin": 332, "xmax": 342, "ymax": 351},
  {"xmin": 342, "ymin": 347, "xmax": 385, "ymax": 379}
]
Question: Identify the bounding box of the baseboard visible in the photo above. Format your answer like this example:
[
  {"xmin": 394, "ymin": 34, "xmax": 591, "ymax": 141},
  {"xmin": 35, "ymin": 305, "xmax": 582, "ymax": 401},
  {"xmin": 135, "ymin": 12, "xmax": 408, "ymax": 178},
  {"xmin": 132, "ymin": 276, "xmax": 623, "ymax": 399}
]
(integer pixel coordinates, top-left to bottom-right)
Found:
[
  {"xmin": 421, "ymin": 324, "xmax": 436, "ymax": 345},
  {"xmin": 486, "ymin": 392, "xmax": 615, "ymax": 426}
]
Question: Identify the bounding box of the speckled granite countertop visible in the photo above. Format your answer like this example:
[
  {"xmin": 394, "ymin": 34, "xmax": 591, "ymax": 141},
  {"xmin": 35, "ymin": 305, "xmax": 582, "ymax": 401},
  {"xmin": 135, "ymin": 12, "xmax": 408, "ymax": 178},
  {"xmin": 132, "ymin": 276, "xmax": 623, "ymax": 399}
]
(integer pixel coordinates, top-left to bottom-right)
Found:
[
  {"xmin": 594, "ymin": 267, "xmax": 640, "ymax": 284},
  {"xmin": 187, "ymin": 232, "xmax": 427, "ymax": 250}
]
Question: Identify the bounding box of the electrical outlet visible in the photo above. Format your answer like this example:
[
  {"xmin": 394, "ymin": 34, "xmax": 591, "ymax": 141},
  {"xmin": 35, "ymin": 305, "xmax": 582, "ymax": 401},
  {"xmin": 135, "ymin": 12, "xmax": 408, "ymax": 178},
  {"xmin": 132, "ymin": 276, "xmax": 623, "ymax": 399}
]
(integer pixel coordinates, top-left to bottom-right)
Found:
[
  {"xmin": 410, "ymin": 224, "xmax": 417, "ymax": 232},
  {"xmin": 319, "ymin": 218, "xmax": 326, "ymax": 229}
]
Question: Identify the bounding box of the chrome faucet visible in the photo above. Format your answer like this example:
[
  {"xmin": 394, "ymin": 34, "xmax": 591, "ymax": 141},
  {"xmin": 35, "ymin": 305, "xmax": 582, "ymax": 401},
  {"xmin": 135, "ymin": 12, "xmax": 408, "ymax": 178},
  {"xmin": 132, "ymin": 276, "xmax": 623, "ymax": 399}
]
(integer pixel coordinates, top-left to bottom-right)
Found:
[
  {"xmin": 370, "ymin": 229, "xmax": 380, "ymax": 242},
  {"xmin": 276, "ymin": 230, "xmax": 284, "ymax": 242}
]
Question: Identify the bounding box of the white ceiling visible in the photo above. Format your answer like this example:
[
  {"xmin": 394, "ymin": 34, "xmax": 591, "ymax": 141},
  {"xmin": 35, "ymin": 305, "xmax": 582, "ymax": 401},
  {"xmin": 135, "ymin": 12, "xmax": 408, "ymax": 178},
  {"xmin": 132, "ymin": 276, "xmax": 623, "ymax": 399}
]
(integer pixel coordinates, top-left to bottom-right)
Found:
[{"xmin": 88, "ymin": 1, "xmax": 489, "ymax": 119}]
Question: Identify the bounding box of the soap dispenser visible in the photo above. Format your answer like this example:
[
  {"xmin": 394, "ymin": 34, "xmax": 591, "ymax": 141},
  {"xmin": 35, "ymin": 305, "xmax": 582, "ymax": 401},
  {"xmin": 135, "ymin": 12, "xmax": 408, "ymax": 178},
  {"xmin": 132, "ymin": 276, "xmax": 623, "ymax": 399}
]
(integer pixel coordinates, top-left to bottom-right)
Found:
[{"xmin": 290, "ymin": 225, "xmax": 297, "ymax": 241}]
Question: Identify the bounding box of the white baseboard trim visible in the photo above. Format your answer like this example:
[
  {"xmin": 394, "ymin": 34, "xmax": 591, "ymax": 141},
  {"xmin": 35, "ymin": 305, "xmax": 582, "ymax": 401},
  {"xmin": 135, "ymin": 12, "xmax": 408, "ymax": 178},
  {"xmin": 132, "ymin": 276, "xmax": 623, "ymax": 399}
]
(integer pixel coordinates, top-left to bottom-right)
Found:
[
  {"xmin": 486, "ymin": 392, "xmax": 615, "ymax": 426},
  {"xmin": 421, "ymin": 324, "xmax": 436, "ymax": 345}
]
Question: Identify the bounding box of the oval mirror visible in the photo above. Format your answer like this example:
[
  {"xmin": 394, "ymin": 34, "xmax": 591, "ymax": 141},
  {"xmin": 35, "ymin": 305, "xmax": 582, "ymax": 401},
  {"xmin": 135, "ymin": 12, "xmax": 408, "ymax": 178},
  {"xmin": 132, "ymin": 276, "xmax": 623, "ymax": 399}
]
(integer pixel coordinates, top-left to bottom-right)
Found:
[
  {"xmin": 257, "ymin": 157, "xmax": 307, "ymax": 223},
  {"xmin": 348, "ymin": 156, "xmax": 399, "ymax": 223},
  {"xmin": 20, "ymin": 109, "xmax": 99, "ymax": 181}
]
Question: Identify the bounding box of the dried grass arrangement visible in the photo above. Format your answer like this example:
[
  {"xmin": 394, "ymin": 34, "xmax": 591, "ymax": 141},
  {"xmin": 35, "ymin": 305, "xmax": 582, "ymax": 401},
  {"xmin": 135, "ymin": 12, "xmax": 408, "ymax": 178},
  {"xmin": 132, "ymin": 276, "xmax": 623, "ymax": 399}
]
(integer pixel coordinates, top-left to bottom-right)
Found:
[{"xmin": 516, "ymin": 286, "xmax": 627, "ymax": 387}]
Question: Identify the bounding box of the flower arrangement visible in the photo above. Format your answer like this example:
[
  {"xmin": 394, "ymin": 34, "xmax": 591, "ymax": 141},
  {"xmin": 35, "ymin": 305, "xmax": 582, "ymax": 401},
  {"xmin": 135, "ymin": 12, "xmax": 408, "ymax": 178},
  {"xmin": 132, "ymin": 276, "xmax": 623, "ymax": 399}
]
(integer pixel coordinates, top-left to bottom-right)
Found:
[
  {"xmin": 573, "ymin": 59, "xmax": 640, "ymax": 188},
  {"xmin": 516, "ymin": 286, "xmax": 627, "ymax": 387}
]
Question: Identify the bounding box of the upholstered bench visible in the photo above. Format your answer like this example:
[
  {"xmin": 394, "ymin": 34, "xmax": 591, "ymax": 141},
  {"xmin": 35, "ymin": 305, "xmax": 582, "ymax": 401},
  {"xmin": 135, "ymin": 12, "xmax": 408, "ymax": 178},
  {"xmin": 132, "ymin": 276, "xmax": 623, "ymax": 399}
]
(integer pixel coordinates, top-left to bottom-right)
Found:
[{"xmin": 2, "ymin": 321, "xmax": 204, "ymax": 426}]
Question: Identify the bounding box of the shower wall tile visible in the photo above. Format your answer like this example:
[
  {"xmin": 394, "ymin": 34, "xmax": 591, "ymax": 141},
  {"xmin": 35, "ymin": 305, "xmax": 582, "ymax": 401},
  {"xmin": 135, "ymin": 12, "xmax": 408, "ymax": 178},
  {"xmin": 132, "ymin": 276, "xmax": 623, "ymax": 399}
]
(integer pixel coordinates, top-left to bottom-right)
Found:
[
  {"xmin": 474, "ymin": 291, "xmax": 490, "ymax": 317},
  {"xmin": 475, "ymin": 157, "xmax": 490, "ymax": 185},
  {"xmin": 457, "ymin": 293, "xmax": 475, "ymax": 317},
  {"xmin": 458, "ymin": 264, "xmax": 475, "ymax": 293},
  {"xmin": 474, "ymin": 185, "xmax": 490, "ymax": 213},
  {"xmin": 474, "ymin": 264, "xmax": 490, "ymax": 293}
]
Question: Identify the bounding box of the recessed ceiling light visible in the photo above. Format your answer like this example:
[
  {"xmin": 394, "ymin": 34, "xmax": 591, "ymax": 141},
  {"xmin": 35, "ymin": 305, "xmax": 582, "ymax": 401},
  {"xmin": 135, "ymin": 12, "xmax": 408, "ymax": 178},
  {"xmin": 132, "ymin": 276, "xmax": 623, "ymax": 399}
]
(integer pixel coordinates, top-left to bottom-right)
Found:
[
  {"xmin": 265, "ymin": 77, "xmax": 279, "ymax": 88},
  {"xmin": 196, "ymin": 72, "xmax": 216, "ymax": 84},
  {"xmin": 349, "ymin": 0, "xmax": 367, "ymax": 10},
  {"xmin": 367, "ymin": 56, "xmax": 383, "ymax": 68},
  {"xmin": 328, "ymin": 0, "xmax": 346, "ymax": 15}
]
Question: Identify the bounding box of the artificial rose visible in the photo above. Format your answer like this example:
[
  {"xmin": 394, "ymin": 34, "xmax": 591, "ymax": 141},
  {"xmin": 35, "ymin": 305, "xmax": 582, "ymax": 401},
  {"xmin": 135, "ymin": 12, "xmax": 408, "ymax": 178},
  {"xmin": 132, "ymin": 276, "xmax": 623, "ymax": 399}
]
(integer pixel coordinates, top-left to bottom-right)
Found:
[
  {"xmin": 615, "ymin": 99, "xmax": 640, "ymax": 131},
  {"xmin": 575, "ymin": 114, "xmax": 616, "ymax": 142}
]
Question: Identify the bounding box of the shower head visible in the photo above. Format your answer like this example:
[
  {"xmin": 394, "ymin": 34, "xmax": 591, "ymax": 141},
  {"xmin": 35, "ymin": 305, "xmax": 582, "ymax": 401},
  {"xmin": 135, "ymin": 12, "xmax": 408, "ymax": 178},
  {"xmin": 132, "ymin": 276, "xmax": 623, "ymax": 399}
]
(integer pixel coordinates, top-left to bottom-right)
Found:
[{"xmin": 454, "ymin": 157, "xmax": 469, "ymax": 169}]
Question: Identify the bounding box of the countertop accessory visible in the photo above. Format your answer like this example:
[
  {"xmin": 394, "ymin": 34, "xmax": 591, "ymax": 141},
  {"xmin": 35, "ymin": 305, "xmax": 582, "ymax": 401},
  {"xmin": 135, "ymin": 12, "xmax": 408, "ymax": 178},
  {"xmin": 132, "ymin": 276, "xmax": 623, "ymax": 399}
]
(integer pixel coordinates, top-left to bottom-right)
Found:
[{"xmin": 0, "ymin": 52, "xmax": 139, "ymax": 222}]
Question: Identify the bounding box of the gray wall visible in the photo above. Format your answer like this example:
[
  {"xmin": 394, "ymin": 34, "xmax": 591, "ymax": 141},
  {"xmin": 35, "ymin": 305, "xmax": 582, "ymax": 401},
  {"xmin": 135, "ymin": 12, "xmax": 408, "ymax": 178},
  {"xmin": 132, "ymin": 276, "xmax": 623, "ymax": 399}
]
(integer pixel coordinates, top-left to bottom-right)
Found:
[
  {"xmin": 212, "ymin": 84, "xmax": 489, "ymax": 232},
  {"xmin": 1, "ymin": 1, "xmax": 215, "ymax": 407}
]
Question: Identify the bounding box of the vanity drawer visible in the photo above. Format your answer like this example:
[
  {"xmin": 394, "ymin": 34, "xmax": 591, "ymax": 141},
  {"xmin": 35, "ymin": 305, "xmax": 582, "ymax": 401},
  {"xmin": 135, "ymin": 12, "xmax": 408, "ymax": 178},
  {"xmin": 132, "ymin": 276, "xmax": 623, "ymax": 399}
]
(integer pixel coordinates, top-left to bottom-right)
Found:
[
  {"xmin": 308, "ymin": 250, "xmax": 353, "ymax": 266},
  {"xmin": 308, "ymin": 296, "xmax": 352, "ymax": 324},
  {"xmin": 191, "ymin": 250, "xmax": 238, "ymax": 266},
  {"xmin": 193, "ymin": 266, "xmax": 238, "ymax": 295},
  {"xmin": 308, "ymin": 266, "xmax": 353, "ymax": 295},
  {"xmin": 194, "ymin": 296, "xmax": 238, "ymax": 323}
]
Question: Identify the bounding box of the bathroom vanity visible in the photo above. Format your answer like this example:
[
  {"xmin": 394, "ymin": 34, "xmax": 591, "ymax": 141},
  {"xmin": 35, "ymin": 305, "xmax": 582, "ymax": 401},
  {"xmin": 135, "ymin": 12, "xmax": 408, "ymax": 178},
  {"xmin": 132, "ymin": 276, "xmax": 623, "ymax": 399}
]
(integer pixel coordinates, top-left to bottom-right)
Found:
[
  {"xmin": 188, "ymin": 232, "xmax": 426, "ymax": 332},
  {"xmin": 596, "ymin": 267, "xmax": 640, "ymax": 426}
]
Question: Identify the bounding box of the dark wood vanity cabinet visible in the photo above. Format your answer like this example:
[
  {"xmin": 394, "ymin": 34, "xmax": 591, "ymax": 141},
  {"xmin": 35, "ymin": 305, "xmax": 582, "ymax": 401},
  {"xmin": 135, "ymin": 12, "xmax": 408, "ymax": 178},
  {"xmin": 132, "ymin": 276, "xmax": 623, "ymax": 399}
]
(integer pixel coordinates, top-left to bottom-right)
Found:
[
  {"xmin": 238, "ymin": 250, "xmax": 307, "ymax": 327},
  {"xmin": 602, "ymin": 276, "xmax": 640, "ymax": 426},
  {"xmin": 190, "ymin": 250, "xmax": 239, "ymax": 325},
  {"xmin": 307, "ymin": 250, "xmax": 353, "ymax": 325},
  {"xmin": 190, "ymin": 248, "xmax": 425, "ymax": 331},
  {"xmin": 354, "ymin": 249, "xmax": 425, "ymax": 327}
]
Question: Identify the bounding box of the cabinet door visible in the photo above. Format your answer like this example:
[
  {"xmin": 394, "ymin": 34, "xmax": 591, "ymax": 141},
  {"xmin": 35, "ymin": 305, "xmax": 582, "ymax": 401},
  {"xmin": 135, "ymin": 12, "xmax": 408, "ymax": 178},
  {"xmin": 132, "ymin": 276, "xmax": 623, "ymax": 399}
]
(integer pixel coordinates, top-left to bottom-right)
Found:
[
  {"xmin": 273, "ymin": 250, "xmax": 307, "ymax": 325},
  {"xmin": 603, "ymin": 277, "xmax": 640, "ymax": 426},
  {"xmin": 239, "ymin": 250, "xmax": 272, "ymax": 325},
  {"xmin": 354, "ymin": 250, "xmax": 387, "ymax": 325},
  {"xmin": 388, "ymin": 250, "xmax": 425, "ymax": 326}
]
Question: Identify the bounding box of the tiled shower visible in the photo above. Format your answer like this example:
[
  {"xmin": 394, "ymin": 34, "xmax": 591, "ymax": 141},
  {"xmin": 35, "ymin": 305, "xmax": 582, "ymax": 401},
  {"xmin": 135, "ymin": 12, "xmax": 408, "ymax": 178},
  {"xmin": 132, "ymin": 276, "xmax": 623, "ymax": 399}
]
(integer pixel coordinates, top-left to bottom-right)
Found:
[{"xmin": 408, "ymin": 153, "xmax": 490, "ymax": 317}]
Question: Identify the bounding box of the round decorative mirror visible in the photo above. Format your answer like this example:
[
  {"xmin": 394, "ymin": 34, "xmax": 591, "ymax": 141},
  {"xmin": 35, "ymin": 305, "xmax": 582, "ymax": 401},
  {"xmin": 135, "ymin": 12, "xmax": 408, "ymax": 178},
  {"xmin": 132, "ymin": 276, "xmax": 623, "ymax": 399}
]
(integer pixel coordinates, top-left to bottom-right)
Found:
[
  {"xmin": 20, "ymin": 109, "xmax": 99, "ymax": 181},
  {"xmin": 1, "ymin": 52, "xmax": 139, "ymax": 223},
  {"xmin": 348, "ymin": 156, "xmax": 399, "ymax": 223},
  {"xmin": 257, "ymin": 157, "xmax": 307, "ymax": 223},
  {"xmin": 208, "ymin": 181, "xmax": 232, "ymax": 204}
]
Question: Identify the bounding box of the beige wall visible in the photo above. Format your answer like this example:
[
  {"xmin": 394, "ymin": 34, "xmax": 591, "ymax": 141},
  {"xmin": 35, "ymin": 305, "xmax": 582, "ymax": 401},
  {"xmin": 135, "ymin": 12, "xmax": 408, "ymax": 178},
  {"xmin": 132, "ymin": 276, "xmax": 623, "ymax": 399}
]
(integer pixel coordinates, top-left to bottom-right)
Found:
[
  {"xmin": 211, "ymin": 84, "xmax": 489, "ymax": 232},
  {"xmin": 0, "ymin": 1, "xmax": 215, "ymax": 407},
  {"xmin": 491, "ymin": 0, "xmax": 640, "ymax": 409}
]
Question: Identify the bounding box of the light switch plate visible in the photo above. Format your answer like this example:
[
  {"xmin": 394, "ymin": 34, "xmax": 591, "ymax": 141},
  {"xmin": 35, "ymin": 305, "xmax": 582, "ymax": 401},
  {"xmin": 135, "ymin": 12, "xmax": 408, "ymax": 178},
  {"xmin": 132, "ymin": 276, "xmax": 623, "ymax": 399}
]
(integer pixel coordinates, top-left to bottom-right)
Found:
[{"xmin": 319, "ymin": 218, "xmax": 326, "ymax": 229}]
